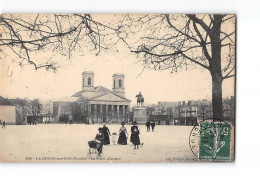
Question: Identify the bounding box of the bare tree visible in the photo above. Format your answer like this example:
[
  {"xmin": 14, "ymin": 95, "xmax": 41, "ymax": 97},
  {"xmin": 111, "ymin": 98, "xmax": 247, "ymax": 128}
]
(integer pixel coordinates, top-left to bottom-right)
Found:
[
  {"xmin": 31, "ymin": 99, "xmax": 42, "ymax": 124},
  {"xmin": 0, "ymin": 14, "xmax": 117, "ymax": 71},
  {"xmin": 0, "ymin": 14, "xmax": 235, "ymax": 121},
  {"xmin": 117, "ymin": 14, "xmax": 235, "ymax": 121}
]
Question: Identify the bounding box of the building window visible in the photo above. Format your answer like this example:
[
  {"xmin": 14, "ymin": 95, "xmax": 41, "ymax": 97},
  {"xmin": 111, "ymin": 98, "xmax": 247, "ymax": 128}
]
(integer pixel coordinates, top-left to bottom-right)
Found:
[
  {"xmin": 119, "ymin": 79, "xmax": 122, "ymax": 88},
  {"xmin": 88, "ymin": 77, "xmax": 91, "ymax": 86},
  {"xmin": 114, "ymin": 79, "xmax": 116, "ymax": 88}
]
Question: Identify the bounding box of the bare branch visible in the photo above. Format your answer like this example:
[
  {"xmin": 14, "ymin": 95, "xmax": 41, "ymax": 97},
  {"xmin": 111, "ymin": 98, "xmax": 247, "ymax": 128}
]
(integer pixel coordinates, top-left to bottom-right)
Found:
[
  {"xmin": 0, "ymin": 14, "xmax": 117, "ymax": 71},
  {"xmin": 186, "ymin": 14, "xmax": 211, "ymax": 33}
]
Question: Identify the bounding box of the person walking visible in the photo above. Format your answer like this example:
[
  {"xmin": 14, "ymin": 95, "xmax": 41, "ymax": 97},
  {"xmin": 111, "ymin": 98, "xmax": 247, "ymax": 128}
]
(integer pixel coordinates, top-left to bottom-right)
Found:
[
  {"xmin": 2, "ymin": 121, "xmax": 6, "ymax": 128},
  {"xmin": 69, "ymin": 116, "xmax": 73, "ymax": 125},
  {"xmin": 146, "ymin": 121, "xmax": 150, "ymax": 132},
  {"xmin": 118, "ymin": 122, "xmax": 128, "ymax": 145},
  {"xmin": 102, "ymin": 124, "xmax": 111, "ymax": 145},
  {"xmin": 150, "ymin": 120, "xmax": 155, "ymax": 132},
  {"xmin": 130, "ymin": 121, "xmax": 140, "ymax": 149}
]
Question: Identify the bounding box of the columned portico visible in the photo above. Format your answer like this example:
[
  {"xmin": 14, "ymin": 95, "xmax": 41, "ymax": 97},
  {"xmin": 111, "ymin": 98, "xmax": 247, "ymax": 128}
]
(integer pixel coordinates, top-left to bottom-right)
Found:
[
  {"xmin": 85, "ymin": 102, "xmax": 130, "ymax": 124},
  {"xmin": 54, "ymin": 72, "xmax": 131, "ymax": 124}
]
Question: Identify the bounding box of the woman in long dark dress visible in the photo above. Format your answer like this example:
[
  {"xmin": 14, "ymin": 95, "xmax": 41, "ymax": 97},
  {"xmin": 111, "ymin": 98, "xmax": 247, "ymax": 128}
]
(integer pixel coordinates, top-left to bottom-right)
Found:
[
  {"xmin": 130, "ymin": 121, "xmax": 140, "ymax": 149},
  {"xmin": 118, "ymin": 122, "xmax": 128, "ymax": 145},
  {"xmin": 95, "ymin": 128, "xmax": 104, "ymax": 156},
  {"xmin": 102, "ymin": 124, "xmax": 111, "ymax": 145}
]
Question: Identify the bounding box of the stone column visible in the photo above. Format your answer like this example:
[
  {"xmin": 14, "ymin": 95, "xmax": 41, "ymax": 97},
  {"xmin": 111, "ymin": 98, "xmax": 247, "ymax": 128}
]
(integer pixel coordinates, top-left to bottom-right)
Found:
[
  {"xmin": 122, "ymin": 105, "xmax": 125, "ymax": 122},
  {"xmin": 105, "ymin": 105, "xmax": 108, "ymax": 123},
  {"xmin": 83, "ymin": 103, "xmax": 86, "ymax": 123},
  {"xmin": 110, "ymin": 105, "xmax": 113, "ymax": 123},
  {"xmin": 94, "ymin": 104, "xmax": 97, "ymax": 123},
  {"xmin": 114, "ymin": 105, "xmax": 117, "ymax": 123},
  {"xmin": 100, "ymin": 104, "xmax": 103, "ymax": 123},
  {"xmin": 87, "ymin": 104, "xmax": 91, "ymax": 124},
  {"xmin": 116, "ymin": 105, "xmax": 119, "ymax": 123},
  {"xmin": 125, "ymin": 105, "xmax": 128, "ymax": 122}
]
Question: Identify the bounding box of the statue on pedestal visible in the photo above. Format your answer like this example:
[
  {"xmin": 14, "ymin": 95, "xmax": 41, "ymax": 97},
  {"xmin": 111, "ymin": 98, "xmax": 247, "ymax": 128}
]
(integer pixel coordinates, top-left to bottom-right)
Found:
[
  {"xmin": 133, "ymin": 92, "xmax": 147, "ymax": 124},
  {"xmin": 135, "ymin": 92, "xmax": 144, "ymax": 107}
]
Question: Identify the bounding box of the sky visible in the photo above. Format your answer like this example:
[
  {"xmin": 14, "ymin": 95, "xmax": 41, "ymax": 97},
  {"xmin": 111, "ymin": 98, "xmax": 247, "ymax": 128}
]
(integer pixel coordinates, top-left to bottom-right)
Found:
[
  {"xmin": 0, "ymin": 14, "xmax": 235, "ymax": 105},
  {"xmin": 0, "ymin": 49, "xmax": 235, "ymax": 105}
]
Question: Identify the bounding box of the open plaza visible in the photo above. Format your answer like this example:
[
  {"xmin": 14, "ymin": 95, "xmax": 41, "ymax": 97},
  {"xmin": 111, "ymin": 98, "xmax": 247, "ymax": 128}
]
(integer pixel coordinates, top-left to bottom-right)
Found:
[{"xmin": 0, "ymin": 124, "xmax": 199, "ymax": 163}]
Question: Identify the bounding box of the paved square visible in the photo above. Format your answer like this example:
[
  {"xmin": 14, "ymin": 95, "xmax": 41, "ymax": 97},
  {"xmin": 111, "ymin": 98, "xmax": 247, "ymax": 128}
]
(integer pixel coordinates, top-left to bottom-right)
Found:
[{"xmin": 0, "ymin": 124, "xmax": 197, "ymax": 162}]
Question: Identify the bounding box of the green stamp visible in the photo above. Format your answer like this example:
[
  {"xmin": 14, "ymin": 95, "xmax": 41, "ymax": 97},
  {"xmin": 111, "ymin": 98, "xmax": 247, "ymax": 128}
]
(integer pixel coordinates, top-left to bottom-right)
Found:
[{"xmin": 199, "ymin": 121, "xmax": 231, "ymax": 161}]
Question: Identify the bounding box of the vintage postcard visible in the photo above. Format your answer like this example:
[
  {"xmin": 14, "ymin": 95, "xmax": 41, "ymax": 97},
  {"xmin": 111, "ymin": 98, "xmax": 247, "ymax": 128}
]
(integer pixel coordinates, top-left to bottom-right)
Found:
[{"xmin": 0, "ymin": 14, "xmax": 235, "ymax": 163}]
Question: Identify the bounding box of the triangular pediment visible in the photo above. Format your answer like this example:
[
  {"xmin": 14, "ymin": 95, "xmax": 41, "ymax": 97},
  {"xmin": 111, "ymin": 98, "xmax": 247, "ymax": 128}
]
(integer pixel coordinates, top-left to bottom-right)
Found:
[{"xmin": 91, "ymin": 93, "xmax": 130, "ymax": 102}]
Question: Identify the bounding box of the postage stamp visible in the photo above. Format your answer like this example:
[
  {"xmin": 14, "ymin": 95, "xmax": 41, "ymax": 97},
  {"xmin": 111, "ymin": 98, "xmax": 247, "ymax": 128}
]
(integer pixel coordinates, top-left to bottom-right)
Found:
[{"xmin": 199, "ymin": 121, "xmax": 232, "ymax": 162}]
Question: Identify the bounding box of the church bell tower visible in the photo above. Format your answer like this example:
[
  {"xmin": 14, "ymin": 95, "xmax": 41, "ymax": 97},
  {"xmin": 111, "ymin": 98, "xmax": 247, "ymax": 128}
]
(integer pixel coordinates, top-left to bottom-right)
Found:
[
  {"xmin": 112, "ymin": 73, "xmax": 125, "ymax": 97},
  {"xmin": 82, "ymin": 71, "xmax": 94, "ymax": 91}
]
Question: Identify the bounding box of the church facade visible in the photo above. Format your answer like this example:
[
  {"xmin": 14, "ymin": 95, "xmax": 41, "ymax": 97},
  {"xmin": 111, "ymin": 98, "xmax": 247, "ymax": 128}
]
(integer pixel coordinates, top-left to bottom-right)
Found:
[{"xmin": 53, "ymin": 71, "xmax": 131, "ymax": 123}]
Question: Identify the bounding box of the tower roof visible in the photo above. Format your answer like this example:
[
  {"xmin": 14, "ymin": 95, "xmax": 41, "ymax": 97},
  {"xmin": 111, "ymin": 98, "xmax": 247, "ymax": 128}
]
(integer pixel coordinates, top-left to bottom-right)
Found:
[
  {"xmin": 112, "ymin": 73, "xmax": 125, "ymax": 77},
  {"xmin": 72, "ymin": 85, "xmax": 131, "ymax": 102},
  {"xmin": 82, "ymin": 71, "xmax": 94, "ymax": 75}
]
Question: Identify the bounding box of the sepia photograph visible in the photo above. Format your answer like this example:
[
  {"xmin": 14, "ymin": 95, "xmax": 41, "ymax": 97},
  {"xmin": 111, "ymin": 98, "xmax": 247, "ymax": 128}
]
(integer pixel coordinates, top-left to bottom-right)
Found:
[{"xmin": 0, "ymin": 13, "xmax": 235, "ymax": 163}]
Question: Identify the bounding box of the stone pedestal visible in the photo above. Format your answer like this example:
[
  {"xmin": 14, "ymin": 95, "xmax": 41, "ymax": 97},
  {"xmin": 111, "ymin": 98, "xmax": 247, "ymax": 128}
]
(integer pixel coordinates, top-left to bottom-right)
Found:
[{"xmin": 133, "ymin": 107, "xmax": 147, "ymax": 124}]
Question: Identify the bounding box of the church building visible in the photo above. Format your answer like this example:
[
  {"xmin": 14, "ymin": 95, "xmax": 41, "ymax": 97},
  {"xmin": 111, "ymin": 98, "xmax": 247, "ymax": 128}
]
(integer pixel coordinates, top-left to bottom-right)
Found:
[{"xmin": 53, "ymin": 71, "xmax": 131, "ymax": 123}]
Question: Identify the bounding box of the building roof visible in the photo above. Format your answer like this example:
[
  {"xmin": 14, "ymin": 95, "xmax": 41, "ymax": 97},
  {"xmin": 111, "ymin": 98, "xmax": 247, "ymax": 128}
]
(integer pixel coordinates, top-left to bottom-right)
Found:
[
  {"xmin": 55, "ymin": 96, "xmax": 78, "ymax": 103},
  {"xmin": 158, "ymin": 101, "xmax": 180, "ymax": 107},
  {"xmin": 72, "ymin": 85, "xmax": 131, "ymax": 102},
  {"xmin": 0, "ymin": 96, "xmax": 14, "ymax": 106}
]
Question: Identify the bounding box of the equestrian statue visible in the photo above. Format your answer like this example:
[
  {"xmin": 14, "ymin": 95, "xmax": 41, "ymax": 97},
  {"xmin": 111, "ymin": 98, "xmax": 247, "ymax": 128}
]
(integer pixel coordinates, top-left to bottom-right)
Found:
[{"xmin": 135, "ymin": 92, "xmax": 144, "ymax": 107}]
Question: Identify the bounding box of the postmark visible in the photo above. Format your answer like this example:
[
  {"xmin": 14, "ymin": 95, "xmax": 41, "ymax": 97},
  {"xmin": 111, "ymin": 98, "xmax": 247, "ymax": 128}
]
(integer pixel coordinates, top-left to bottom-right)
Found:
[{"xmin": 189, "ymin": 123, "xmax": 200, "ymax": 158}]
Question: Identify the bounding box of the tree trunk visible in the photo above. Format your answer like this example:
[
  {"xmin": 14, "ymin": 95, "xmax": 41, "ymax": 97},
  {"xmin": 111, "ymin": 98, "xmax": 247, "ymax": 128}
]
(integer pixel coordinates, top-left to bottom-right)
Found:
[
  {"xmin": 211, "ymin": 73, "xmax": 224, "ymax": 121},
  {"xmin": 209, "ymin": 15, "xmax": 225, "ymax": 122}
]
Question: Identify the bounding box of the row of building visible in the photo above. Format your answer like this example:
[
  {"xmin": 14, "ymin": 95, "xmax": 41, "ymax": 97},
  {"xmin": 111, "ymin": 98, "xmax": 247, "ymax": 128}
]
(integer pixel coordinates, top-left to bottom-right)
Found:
[
  {"xmin": 0, "ymin": 71, "xmax": 235, "ymax": 125},
  {"xmin": 145, "ymin": 97, "xmax": 235, "ymax": 125},
  {"xmin": 0, "ymin": 96, "xmax": 52, "ymax": 125}
]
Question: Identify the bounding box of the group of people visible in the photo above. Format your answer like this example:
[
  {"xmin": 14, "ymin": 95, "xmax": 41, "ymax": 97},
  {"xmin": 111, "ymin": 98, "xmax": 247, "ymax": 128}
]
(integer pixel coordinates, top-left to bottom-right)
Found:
[
  {"xmin": 145, "ymin": 120, "xmax": 156, "ymax": 132},
  {"xmin": 65, "ymin": 116, "xmax": 73, "ymax": 125},
  {"xmin": 27, "ymin": 120, "xmax": 37, "ymax": 125},
  {"xmin": 93, "ymin": 121, "xmax": 142, "ymax": 155},
  {"xmin": 116, "ymin": 121, "xmax": 141, "ymax": 149}
]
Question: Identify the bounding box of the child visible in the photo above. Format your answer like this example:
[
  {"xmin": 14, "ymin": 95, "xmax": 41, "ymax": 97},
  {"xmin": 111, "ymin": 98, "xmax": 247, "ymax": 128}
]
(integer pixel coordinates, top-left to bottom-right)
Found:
[{"xmin": 111, "ymin": 132, "xmax": 117, "ymax": 145}]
